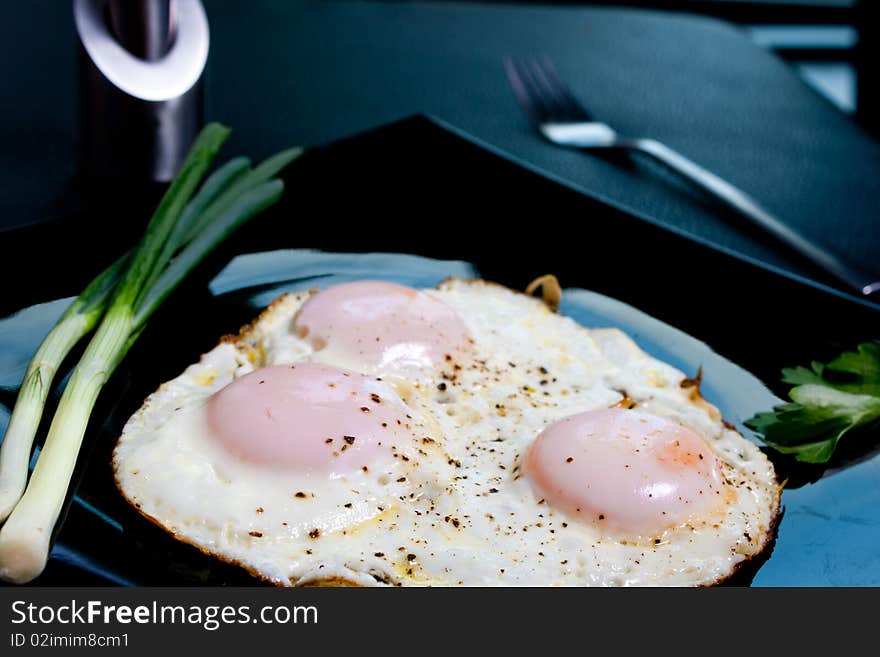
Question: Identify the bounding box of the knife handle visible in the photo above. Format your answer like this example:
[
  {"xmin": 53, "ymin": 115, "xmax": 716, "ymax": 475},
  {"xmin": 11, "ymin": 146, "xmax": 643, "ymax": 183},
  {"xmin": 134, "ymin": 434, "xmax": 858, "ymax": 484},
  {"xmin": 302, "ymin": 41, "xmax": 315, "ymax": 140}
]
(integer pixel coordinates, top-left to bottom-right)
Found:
[{"xmin": 633, "ymin": 137, "xmax": 878, "ymax": 299}]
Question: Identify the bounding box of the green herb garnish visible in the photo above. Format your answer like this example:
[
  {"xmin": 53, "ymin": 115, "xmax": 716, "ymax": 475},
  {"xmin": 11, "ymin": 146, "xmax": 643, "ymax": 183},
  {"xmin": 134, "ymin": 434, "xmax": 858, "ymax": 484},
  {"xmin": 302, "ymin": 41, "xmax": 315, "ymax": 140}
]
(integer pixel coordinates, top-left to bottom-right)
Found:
[{"xmin": 745, "ymin": 342, "xmax": 880, "ymax": 463}]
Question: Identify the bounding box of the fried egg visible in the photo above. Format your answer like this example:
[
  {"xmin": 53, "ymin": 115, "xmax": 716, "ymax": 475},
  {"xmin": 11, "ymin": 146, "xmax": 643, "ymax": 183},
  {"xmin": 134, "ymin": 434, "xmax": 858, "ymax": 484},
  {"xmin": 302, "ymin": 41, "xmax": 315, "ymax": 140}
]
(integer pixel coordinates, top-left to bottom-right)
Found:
[{"xmin": 113, "ymin": 278, "xmax": 780, "ymax": 586}]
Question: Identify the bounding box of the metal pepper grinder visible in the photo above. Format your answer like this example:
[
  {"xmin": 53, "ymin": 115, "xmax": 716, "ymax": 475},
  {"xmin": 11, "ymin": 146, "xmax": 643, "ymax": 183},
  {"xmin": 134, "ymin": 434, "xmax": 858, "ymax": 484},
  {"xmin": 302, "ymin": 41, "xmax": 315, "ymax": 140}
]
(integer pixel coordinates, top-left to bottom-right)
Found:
[{"xmin": 75, "ymin": 0, "xmax": 209, "ymax": 181}]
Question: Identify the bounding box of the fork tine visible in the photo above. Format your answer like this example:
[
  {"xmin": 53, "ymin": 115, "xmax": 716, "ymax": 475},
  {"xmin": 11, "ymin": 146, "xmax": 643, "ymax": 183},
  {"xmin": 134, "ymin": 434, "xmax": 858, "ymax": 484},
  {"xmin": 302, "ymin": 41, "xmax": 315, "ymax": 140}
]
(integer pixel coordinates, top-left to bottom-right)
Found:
[
  {"xmin": 503, "ymin": 57, "xmax": 549, "ymax": 124},
  {"xmin": 516, "ymin": 58, "xmax": 560, "ymax": 123},
  {"xmin": 507, "ymin": 57, "xmax": 569, "ymax": 124},
  {"xmin": 505, "ymin": 56, "xmax": 594, "ymax": 126},
  {"xmin": 522, "ymin": 58, "xmax": 570, "ymax": 122},
  {"xmin": 531, "ymin": 56, "xmax": 593, "ymax": 122}
]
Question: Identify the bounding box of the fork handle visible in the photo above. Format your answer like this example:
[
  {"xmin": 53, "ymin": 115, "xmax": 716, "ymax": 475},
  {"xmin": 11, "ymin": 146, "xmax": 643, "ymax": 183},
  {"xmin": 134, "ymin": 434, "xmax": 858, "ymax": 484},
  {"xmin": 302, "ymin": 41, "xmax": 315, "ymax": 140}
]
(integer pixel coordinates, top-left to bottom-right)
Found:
[{"xmin": 632, "ymin": 138, "xmax": 879, "ymax": 298}]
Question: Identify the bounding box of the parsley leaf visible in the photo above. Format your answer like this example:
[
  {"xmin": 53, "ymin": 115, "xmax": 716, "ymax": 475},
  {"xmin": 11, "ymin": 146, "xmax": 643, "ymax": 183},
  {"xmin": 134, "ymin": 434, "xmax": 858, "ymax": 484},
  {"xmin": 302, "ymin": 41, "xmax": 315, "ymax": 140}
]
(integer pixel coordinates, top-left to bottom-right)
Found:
[{"xmin": 745, "ymin": 343, "xmax": 880, "ymax": 463}]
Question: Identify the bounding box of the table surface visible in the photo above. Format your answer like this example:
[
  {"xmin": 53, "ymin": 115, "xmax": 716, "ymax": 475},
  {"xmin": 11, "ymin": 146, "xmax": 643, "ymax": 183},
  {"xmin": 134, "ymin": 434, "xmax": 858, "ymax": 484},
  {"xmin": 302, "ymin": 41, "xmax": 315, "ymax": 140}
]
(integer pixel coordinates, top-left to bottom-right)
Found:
[
  {"xmin": 1, "ymin": 0, "xmax": 878, "ymax": 288},
  {"xmin": 2, "ymin": 0, "xmax": 880, "ymax": 589}
]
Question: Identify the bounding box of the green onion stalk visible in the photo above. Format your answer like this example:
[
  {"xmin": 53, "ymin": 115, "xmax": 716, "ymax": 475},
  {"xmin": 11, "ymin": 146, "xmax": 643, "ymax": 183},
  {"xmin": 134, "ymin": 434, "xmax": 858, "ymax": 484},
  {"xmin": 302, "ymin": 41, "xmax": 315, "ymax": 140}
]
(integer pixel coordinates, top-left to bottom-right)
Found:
[
  {"xmin": 0, "ymin": 256, "xmax": 126, "ymax": 521},
  {"xmin": 0, "ymin": 156, "xmax": 252, "ymax": 525},
  {"xmin": 0, "ymin": 123, "xmax": 301, "ymax": 583}
]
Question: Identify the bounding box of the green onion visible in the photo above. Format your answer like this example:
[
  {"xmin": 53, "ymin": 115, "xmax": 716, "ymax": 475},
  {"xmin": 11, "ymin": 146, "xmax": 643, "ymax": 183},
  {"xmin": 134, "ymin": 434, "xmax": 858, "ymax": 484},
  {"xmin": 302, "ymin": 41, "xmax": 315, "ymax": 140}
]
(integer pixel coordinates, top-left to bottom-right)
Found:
[
  {"xmin": 0, "ymin": 123, "xmax": 299, "ymax": 583},
  {"xmin": 0, "ymin": 152, "xmax": 253, "ymax": 525},
  {"xmin": 135, "ymin": 180, "xmax": 286, "ymax": 327},
  {"xmin": 135, "ymin": 147, "xmax": 302, "ymax": 327},
  {"xmin": 116, "ymin": 123, "xmax": 231, "ymax": 313},
  {"xmin": 0, "ymin": 255, "xmax": 127, "ymax": 522},
  {"xmin": 142, "ymin": 156, "xmax": 252, "ymax": 298},
  {"xmin": 184, "ymin": 147, "xmax": 302, "ymax": 244}
]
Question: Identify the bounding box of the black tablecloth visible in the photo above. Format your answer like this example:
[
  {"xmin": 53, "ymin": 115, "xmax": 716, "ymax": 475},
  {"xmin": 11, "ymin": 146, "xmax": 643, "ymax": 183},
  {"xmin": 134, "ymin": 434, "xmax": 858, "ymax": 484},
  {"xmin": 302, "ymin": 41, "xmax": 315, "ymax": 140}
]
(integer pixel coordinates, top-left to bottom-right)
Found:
[{"xmin": 2, "ymin": 0, "xmax": 878, "ymax": 286}]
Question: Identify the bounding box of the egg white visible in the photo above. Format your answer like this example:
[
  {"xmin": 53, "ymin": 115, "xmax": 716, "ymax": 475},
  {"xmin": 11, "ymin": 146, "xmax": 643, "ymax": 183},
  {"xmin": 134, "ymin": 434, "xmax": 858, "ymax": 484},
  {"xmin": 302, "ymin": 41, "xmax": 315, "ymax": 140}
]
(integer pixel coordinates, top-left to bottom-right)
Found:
[{"xmin": 113, "ymin": 279, "xmax": 780, "ymax": 586}]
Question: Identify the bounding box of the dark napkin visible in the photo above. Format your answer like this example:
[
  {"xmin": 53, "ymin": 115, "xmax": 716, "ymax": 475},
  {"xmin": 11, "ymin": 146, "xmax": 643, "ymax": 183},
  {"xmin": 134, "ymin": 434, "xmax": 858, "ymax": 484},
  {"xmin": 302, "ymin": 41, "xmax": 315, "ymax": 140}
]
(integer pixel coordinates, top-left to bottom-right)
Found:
[{"xmin": 2, "ymin": 0, "xmax": 878, "ymax": 287}]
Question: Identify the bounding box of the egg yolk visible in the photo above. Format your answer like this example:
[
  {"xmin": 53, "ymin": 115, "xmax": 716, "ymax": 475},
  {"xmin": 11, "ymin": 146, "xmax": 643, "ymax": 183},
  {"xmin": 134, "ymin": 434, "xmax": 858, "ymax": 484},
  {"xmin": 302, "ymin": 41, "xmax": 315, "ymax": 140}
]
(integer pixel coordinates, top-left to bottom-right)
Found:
[
  {"xmin": 524, "ymin": 408, "xmax": 722, "ymax": 536},
  {"xmin": 291, "ymin": 281, "xmax": 471, "ymax": 374},
  {"xmin": 205, "ymin": 363, "xmax": 413, "ymax": 474}
]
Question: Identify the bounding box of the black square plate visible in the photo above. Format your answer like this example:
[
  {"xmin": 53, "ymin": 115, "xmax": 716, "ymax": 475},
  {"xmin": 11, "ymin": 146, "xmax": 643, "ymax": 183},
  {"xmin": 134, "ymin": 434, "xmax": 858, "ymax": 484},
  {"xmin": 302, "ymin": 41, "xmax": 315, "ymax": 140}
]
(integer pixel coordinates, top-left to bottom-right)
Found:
[{"xmin": 1, "ymin": 116, "xmax": 878, "ymax": 586}]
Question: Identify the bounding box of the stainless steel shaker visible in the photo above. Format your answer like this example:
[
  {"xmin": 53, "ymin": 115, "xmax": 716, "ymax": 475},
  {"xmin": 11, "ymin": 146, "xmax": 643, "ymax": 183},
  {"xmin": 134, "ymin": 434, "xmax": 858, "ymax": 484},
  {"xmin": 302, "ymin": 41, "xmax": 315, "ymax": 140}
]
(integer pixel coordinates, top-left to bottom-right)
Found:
[{"xmin": 75, "ymin": 0, "xmax": 209, "ymax": 181}]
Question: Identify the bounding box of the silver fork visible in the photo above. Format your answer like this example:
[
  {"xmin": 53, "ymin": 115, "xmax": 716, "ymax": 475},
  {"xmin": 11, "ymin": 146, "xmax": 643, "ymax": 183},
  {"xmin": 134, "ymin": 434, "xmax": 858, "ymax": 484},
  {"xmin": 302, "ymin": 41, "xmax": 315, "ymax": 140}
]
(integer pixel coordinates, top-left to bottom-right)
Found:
[{"xmin": 504, "ymin": 56, "xmax": 879, "ymax": 300}]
